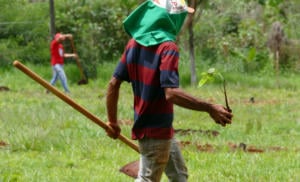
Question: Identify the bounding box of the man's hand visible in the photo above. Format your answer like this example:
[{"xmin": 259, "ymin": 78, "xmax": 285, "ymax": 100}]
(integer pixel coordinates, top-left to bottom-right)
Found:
[
  {"xmin": 64, "ymin": 34, "xmax": 73, "ymax": 39},
  {"xmin": 64, "ymin": 53, "xmax": 78, "ymax": 59},
  {"xmin": 106, "ymin": 122, "xmax": 121, "ymax": 139},
  {"xmin": 209, "ymin": 104, "xmax": 233, "ymax": 127}
]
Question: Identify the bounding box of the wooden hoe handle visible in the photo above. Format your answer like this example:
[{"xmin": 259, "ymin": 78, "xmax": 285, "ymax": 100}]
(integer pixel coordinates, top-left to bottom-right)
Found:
[
  {"xmin": 69, "ymin": 39, "xmax": 87, "ymax": 81},
  {"xmin": 13, "ymin": 60, "xmax": 139, "ymax": 153}
]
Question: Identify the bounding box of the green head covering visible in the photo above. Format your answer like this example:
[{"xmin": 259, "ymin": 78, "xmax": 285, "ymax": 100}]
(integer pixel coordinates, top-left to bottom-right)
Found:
[{"xmin": 123, "ymin": 0, "xmax": 193, "ymax": 46}]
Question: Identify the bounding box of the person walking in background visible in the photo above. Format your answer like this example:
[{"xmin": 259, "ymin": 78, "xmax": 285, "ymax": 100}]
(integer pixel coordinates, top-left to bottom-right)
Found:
[
  {"xmin": 49, "ymin": 33, "xmax": 76, "ymax": 93},
  {"xmin": 105, "ymin": 0, "xmax": 233, "ymax": 181}
]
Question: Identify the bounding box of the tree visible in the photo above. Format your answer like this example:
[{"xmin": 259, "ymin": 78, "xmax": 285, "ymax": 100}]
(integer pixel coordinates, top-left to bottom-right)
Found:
[
  {"xmin": 185, "ymin": 0, "xmax": 208, "ymax": 86},
  {"xmin": 49, "ymin": 0, "xmax": 55, "ymax": 39}
]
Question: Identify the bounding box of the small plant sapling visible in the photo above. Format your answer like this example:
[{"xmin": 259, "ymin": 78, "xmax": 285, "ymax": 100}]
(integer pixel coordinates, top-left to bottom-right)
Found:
[{"xmin": 198, "ymin": 68, "xmax": 232, "ymax": 113}]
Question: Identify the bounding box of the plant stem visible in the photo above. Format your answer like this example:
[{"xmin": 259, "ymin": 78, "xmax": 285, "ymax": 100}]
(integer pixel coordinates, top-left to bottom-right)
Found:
[{"xmin": 223, "ymin": 80, "xmax": 231, "ymax": 112}]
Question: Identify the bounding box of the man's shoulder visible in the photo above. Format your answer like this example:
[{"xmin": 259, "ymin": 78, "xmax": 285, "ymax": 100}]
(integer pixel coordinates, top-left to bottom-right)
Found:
[
  {"xmin": 160, "ymin": 41, "xmax": 177, "ymax": 46},
  {"xmin": 158, "ymin": 41, "xmax": 178, "ymax": 52},
  {"xmin": 127, "ymin": 39, "xmax": 177, "ymax": 47},
  {"xmin": 125, "ymin": 39, "xmax": 140, "ymax": 49},
  {"xmin": 50, "ymin": 39, "xmax": 60, "ymax": 47}
]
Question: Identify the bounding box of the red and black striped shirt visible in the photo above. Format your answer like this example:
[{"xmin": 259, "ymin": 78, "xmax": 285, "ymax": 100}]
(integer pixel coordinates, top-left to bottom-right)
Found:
[{"xmin": 113, "ymin": 39, "xmax": 180, "ymax": 140}]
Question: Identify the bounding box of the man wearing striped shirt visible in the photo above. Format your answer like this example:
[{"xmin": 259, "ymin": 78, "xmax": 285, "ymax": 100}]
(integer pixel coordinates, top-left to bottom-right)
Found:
[{"xmin": 106, "ymin": 0, "xmax": 233, "ymax": 181}]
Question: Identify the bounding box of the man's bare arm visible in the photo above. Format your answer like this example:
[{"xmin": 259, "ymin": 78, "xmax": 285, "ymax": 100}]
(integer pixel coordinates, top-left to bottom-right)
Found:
[
  {"xmin": 105, "ymin": 77, "xmax": 122, "ymax": 138},
  {"xmin": 164, "ymin": 87, "xmax": 232, "ymax": 126}
]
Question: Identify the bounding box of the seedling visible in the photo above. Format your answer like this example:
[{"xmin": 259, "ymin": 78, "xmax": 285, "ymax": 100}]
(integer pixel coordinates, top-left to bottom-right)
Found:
[{"xmin": 198, "ymin": 68, "xmax": 231, "ymax": 112}]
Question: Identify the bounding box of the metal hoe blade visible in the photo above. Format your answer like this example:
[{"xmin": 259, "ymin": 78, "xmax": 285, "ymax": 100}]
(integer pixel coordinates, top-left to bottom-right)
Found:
[{"xmin": 119, "ymin": 160, "xmax": 140, "ymax": 179}]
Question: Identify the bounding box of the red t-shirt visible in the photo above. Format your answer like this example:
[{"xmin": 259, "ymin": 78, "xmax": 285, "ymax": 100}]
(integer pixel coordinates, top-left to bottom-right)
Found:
[{"xmin": 50, "ymin": 39, "xmax": 64, "ymax": 65}]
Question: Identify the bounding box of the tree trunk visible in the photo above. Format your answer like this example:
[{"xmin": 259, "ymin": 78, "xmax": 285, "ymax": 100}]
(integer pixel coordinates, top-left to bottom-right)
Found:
[
  {"xmin": 185, "ymin": 0, "xmax": 208, "ymax": 86},
  {"xmin": 186, "ymin": 0, "xmax": 197, "ymax": 86},
  {"xmin": 49, "ymin": 0, "xmax": 56, "ymax": 39},
  {"xmin": 188, "ymin": 21, "xmax": 197, "ymax": 86}
]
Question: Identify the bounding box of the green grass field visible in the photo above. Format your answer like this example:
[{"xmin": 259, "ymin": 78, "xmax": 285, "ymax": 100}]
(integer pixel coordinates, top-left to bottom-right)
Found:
[{"xmin": 1, "ymin": 62, "xmax": 300, "ymax": 181}]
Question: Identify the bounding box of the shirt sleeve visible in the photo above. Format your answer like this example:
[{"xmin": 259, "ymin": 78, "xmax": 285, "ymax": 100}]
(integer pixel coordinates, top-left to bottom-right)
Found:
[
  {"xmin": 113, "ymin": 43, "xmax": 130, "ymax": 82},
  {"xmin": 159, "ymin": 43, "xmax": 179, "ymax": 88}
]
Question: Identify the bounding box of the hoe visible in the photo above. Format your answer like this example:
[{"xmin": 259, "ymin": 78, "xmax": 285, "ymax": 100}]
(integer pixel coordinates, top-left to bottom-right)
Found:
[{"xmin": 13, "ymin": 60, "xmax": 140, "ymax": 178}]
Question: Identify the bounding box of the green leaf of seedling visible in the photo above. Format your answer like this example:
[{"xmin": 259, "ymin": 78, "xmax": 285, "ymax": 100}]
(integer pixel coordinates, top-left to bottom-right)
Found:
[
  {"xmin": 207, "ymin": 68, "xmax": 216, "ymax": 75},
  {"xmin": 198, "ymin": 76, "xmax": 211, "ymax": 87},
  {"xmin": 198, "ymin": 68, "xmax": 224, "ymax": 88}
]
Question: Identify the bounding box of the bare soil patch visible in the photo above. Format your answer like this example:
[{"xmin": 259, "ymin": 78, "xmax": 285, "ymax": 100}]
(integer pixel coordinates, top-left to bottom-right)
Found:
[
  {"xmin": 0, "ymin": 140, "xmax": 8, "ymax": 147},
  {"xmin": 178, "ymin": 140, "xmax": 294, "ymax": 153},
  {"xmin": 175, "ymin": 129, "xmax": 220, "ymax": 137},
  {"xmin": 0, "ymin": 86, "xmax": 9, "ymax": 91}
]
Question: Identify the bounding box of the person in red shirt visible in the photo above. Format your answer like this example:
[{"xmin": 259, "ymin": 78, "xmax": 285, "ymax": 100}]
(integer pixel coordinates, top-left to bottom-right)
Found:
[{"xmin": 49, "ymin": 33, "xmax": 76, "ymax": 93}]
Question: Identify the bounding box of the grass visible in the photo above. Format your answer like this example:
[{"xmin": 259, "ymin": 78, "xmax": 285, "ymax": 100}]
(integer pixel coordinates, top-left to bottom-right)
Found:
[{"xmin": 1, "ymin": 61, "xmax": 300, "ymax": 181}]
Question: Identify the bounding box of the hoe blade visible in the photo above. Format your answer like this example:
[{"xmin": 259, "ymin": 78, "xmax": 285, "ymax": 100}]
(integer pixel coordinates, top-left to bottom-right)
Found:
[{"xmin": 119, "ymin": 160, "xmax": 140, "ymax": 179}]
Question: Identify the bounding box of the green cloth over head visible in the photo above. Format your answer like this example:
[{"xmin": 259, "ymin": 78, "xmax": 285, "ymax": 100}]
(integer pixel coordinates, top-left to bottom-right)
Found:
[{"xmin": 123, "ymin": 0, "xmax": 188, "ymax": 47}]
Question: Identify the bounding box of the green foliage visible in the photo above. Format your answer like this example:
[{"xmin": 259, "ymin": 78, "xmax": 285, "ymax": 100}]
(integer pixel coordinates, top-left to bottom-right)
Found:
[
  {"xmin": 193, "ymin": 0, "xmax": 299, "ymax": 76},
  {"xmin": 0, "ymin": 1, "xmax": 49, "ymax": 65},
  {"xmin": 1, "ymin": 0, "xmax": 300, "ymax": 79},
  {"xmin": 55, "ymin": 0, "xmax": 128, "ymax": 59},
  {"xmin": 222, "ymin": 13, "xmax": 241, "ymax": 35},
  {"xmin": 267, "ymin": 0, "xmax": 283, "ymax": 7},
  {"xmin": 53, "ymin": 0, "xmax": 139, "ymax": 78},
  {"xmin": 0, "ymin": 0, "xmax": 139, "ymax": 72}
]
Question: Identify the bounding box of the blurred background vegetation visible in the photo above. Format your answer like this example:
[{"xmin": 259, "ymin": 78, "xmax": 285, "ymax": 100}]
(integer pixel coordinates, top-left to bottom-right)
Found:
[{"xmin": 0, "ymin": 0, "xmax": 300, "ymax": 83}]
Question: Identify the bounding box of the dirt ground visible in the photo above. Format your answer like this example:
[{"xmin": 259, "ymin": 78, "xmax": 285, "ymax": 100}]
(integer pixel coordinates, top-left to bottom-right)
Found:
[
  {"xmin": 0, "ymin": 86, "xmax": 9, "ymax": 91},
  {"xmin": 118, "ymin": 119, "xmax": 298, "ymax": 153}
]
